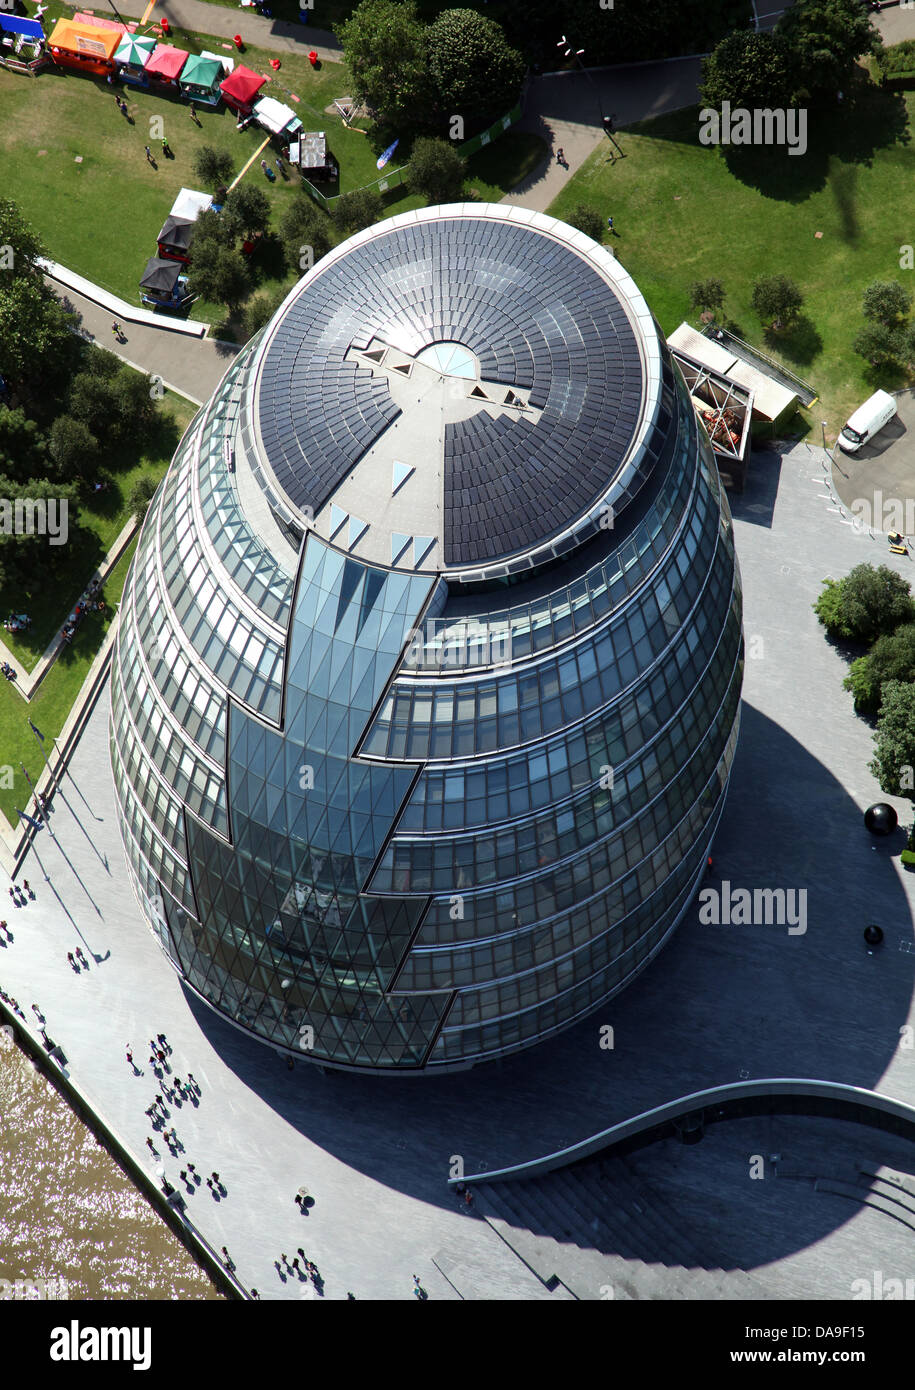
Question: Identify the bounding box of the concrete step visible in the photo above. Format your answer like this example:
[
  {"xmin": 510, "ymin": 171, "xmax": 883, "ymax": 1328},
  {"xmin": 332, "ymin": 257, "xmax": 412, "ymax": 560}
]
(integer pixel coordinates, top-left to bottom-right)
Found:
[{"xmin": 815, "ymin": 1178, "xmax": 915, "ymax": 1234}]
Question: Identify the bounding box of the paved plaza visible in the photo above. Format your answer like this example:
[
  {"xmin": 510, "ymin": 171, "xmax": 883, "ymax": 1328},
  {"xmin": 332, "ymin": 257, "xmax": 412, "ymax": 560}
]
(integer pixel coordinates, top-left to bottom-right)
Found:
[{"xmin": 2, "ymin": 433, "xmax": 915, "ymax": 1296}]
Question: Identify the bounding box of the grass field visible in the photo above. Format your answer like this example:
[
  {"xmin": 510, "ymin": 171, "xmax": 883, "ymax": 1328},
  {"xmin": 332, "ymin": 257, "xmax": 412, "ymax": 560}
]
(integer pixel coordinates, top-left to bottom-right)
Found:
[
  {"xmin": 0, "ymin": 535, "xmax": 136, "ymax": 831},
  {"xmin": 549, "ymin": 86, "xmax": 915, "ymax": 435},
  {"xmin": 0, "ymin": 45, "xmax": 541, "ymax": 332}
]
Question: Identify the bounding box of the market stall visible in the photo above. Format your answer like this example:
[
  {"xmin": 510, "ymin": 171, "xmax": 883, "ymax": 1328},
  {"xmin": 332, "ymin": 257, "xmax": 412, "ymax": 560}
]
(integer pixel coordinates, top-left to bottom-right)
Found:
[
  {"xmin": 0, "ymin": 14, "xmax": 48, "ymax": 74},
  {"xmin": 140, "ymin": 256, "xmax": 192, "ymax": 310},
  {"xmin": 144, "ymin": 43, "xmax": 188, "ymax": 89},
  {"xmin": 47, "ymin": 18, "xmax": 120, "ymax": 77},
  {"xmin": 253, "ymin": 95, "xmax": 303, "ymax": 141},
  {"xmin": 290, "ymin": 130, "xmax": 338, "ymax": 182},
  {"xmin": 113, "ymin": 33, "xmax": 156, "ymax": 87},
  {"xmin": 179, "ymin": 52, "xmax": 223, "ymax": 107},
  {"xmin": 219, "ymin": 63, "xmax": 266, "ymax": 114}
]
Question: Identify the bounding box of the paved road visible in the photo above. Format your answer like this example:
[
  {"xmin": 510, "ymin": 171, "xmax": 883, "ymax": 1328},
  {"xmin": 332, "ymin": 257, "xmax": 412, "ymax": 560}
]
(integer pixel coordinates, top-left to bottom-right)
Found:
[
  {"xmin": 60, "ymin": 0, "xmax": 342, "ymax": 60},
  {"xmin": 4, "ymin": 439, "xmax": 915, "ymax": 1297},
  {"xmin": 50, "ymin": 280, "xmax": 239, "ymax": 404},
  {"xmin": 502, "ymin": 59, "xmax": 703, "ymax": 213}
]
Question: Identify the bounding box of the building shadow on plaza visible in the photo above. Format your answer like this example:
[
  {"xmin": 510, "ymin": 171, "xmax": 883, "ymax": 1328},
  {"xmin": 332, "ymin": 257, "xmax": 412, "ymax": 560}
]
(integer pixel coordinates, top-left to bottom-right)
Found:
[{"xmin": 184, "ymin": 701, "xmax": 915, "ymax": 1271}]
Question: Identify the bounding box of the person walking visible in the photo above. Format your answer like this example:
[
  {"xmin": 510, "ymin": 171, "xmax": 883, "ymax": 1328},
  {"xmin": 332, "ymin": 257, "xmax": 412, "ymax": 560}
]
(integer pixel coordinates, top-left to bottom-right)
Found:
[
  {"xmin": 556, "ymin": 147, "xmax": 565, "ymax": 165},
  {"xmin": 145, "ymin": 145, "xmax": 154, "ymax": 165},
  {"xmin": 111, "ymin": 321, "xmax": 122, "ymax": 342},
  {"xmin": 189, "ymin": 100, "xmax": 200, "ymax": 126},
  {"xmin": 126, "ymin": 1046, "xmax": 133, "ymax": 1066}
]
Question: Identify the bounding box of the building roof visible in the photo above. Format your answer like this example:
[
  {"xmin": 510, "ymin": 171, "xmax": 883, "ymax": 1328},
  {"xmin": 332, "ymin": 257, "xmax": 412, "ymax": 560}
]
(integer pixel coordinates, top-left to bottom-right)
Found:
[
  {"xmin": 220, "ymin": 64, "xmax": 266, "ymax": 104},
  {"xmin": 180, "ymin": 52, "xmax": 223, "ymax": 86},
  {"xmin": 251, "ymin": 205, "xmax": 662, "ymax": 579},
  {"xmin": 667, "ymin": 322, "xmax": 798, "ymax": 422},
  {"xmin": 144, "ymin": 43, "xmax": 188, "ymax": 79},
  {"xmin": 48, "ymin": 18, "xmax": 121, "ymax": 58}
]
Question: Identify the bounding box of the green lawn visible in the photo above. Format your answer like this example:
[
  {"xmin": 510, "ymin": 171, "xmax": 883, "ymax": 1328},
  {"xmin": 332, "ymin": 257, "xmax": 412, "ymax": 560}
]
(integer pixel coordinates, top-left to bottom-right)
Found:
[
  {"xmin": 0, "ymin": 535, "xmax": 137, "ymax": 831},
  {"xmin": 0, "ymin": 393, "xmax": 193, "ymax": 671},
  {"xmin": 1, "ymin": 48, "xmax": 541, "ymax": 336},
  {"xmin": 549, "ymin": 87, "xmax": 915, "ymax": 434}
]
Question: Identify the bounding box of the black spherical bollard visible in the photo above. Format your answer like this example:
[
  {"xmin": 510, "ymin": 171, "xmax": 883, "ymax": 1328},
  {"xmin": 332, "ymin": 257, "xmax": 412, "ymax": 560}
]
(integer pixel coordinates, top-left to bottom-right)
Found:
[
  {"xmin": 863, "ymin": 924, "xmax": 884, "ymax": 947},
  {"xmin": 864, "ymin": 803, "xmax": 898, "ymax": 836}
]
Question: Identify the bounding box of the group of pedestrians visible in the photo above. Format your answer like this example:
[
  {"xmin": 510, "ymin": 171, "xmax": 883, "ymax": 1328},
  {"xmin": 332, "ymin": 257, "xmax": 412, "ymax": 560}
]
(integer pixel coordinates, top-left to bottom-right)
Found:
[
  {"xmin": 66, "ymin": 946, "xmax": 89, "ymax": 972},
  {"xmin": 275, "ymin": 1249, "xmax": 322, "ymax": 1290},
  {"xmin": 8, "ymin": 880, "xmax": 33, "ymax": 908}
]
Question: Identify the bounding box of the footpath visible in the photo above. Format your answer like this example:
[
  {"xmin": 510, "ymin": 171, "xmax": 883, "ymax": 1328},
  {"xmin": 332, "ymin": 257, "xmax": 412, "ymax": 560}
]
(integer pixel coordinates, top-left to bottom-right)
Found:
[{"xmin": 60, "ymin": 0, "xmax": 342, "ymax": 60}]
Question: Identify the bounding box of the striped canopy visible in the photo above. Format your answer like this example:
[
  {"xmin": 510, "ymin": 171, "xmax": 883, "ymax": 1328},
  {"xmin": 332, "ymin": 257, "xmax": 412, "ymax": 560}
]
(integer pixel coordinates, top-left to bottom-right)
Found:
[{"xmin": 114, "ymin": 34, "xmax": 156, "ymax": 67}]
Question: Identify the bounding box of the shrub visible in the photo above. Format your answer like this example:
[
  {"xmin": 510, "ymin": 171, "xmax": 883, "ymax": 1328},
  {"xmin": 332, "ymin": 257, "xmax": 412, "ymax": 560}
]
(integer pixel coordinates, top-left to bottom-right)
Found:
[
  {"xmin": 814, "ymin": 564, "xmax": 914, "ymax": 644},
  {"xmin": 565, "ymin": 204, "xmax": 604, "ymax": 242},
  {"xmin": 407, "ymin": 137, "xmax": 466, "ymax": 204},
  {"xmin": 333, "ymin": 188, "xmax": 383, "ymax": 236}
]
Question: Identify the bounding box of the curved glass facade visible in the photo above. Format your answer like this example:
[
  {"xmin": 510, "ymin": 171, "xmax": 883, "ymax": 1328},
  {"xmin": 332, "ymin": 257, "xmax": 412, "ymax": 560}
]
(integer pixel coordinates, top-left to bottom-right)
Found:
[{"xmin": 110, "ymin": 206, "xmax": 742, "ymax": 1072}]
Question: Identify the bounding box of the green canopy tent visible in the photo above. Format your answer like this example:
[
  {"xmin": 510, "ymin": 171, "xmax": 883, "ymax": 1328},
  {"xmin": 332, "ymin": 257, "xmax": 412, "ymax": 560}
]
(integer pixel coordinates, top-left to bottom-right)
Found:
[{"xmin": 179, "ymin": 52, "xmax": 223, "ymax": 107}]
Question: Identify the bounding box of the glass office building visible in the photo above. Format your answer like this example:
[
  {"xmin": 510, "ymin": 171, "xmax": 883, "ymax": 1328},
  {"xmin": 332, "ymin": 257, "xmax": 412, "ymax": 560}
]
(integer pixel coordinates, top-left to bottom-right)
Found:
[{"xmin": 110, "ymin": 205, "xmax": 742, "ymax": 1072}]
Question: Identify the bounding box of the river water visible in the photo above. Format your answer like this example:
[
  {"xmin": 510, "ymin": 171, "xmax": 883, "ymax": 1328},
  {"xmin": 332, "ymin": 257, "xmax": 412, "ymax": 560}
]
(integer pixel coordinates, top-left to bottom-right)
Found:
[{"xmin": 0, "ymin": 1039, "xmax": 221, "ymax": 1300}]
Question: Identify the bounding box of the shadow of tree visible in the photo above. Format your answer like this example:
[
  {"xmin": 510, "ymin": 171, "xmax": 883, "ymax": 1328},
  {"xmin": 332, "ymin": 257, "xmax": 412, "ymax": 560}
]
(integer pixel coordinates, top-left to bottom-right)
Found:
[
  {"xmin": 827, "ymin": 157, "xmax": 859, "ymax": 243},
  {"xmin": 718, "ymin": 80, "xmax": 911, "ymax": 199},
  {"xmin": 763, "ymin": 313, "xmax": 823, "ymax": 367}
]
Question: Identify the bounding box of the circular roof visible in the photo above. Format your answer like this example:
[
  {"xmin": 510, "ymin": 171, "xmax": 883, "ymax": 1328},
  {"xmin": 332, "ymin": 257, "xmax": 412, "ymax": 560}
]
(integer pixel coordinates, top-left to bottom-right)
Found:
[{"xmin": 252, "ymin": 206, "xmax": 654, "ymax": 577}]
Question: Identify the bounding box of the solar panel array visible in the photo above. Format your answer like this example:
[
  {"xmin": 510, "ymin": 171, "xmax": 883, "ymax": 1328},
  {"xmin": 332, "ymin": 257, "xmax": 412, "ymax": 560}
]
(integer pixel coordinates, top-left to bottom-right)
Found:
[{"xmin": 256, "ymin": 216, "xmax": 644, "ymax": 568}]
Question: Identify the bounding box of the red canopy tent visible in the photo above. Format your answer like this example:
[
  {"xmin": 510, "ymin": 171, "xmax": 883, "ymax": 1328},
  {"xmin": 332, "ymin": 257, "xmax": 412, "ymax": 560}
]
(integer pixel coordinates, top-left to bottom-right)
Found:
[
  {"xmin": 145, "ymin": 43, "xmax": 188, "ymax": 84},
  {"xmin": 219, "ymin": 64, "xmax": 266, "ymax": 114}
]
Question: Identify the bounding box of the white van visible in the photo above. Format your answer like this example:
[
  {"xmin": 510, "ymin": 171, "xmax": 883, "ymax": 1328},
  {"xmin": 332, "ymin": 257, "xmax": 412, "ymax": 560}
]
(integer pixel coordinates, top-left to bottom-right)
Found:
[{"xmin": 838, "ymin": 389, "xmax": 897, "ymax": 453}]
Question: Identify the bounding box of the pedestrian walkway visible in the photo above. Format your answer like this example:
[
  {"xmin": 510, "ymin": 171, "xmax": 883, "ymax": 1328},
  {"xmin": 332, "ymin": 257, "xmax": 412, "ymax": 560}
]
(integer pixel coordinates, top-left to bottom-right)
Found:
[
  {"xmin": 62, "ymin": 0, "xmax": 342, "ymax": 60},
  {"xmin": 42, "ymin": 259, "xmax": 209, "ymax": 338},
  {"xmin": 501, "ymin": 58, "xmax": 703, "ymax": 213},
  {"xmin": 47, "ymin": 277, "xmax": 239, "ymax": 405}
]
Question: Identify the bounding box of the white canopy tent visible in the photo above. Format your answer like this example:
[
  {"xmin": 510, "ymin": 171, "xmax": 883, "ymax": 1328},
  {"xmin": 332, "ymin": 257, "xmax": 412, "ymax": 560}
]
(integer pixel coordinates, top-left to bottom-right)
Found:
[{"xmin": 253, "ymin": 95, "xmax": 303, "ymax": 138}]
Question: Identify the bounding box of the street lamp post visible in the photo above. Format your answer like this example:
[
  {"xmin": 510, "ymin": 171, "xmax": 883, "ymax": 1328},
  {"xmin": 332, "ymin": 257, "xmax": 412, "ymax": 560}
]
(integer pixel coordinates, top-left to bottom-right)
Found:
[{"xmin": 557, "ymin": 35, "xmax": 625, "ymax": 158}]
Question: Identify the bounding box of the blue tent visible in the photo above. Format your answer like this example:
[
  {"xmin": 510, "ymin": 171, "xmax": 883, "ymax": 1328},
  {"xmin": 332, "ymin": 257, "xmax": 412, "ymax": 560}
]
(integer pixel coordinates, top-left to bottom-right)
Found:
[{"xmin": 0, "ymin": 15, "xmax": 45, "ymax": 38}]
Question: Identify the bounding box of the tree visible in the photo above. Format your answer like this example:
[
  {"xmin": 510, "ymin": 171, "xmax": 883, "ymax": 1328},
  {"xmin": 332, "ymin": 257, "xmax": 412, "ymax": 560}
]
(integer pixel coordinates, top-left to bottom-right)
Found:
[
  {"xmin": 109, "ymin": 368, "xmax": 157, "ymax": 446},
  {"xmin": 241, "ymin": 283, "xmax": 295, "ymax": 341},
  {"xmin": 126, "ymin": 474, "xmax": 159, "ymax": 521},
  {"xmin": 0, "ymin": 406, "xmax": 47, "ymax": 484},
  {"xmin": 193, "ymin": 145, "xmax": 235, "ymax": 191},
  {"xmin": 0, "ymin": 475, "xmax": 78, "ymax": 587},
  {"xmin": 565, "ymin": 204, "xmax": 604, "ymax": 242},
  {"xmin": 426, "ymin": 9, "xmax": 524, "ymax": 121},
  {"xmin": 187, "ymin": 241, "xmax": 251, "ymax": 312},
  {"xmin": 338, "ymin": 0, "xmax": 433, "ymax": 131},
  {"xmin": 814, "ymin": 563, "xmax": 915, "ymax": 644},
  {"xmin": 0, "ymin": 199, "xmax": 47, "ymax": 281},
  {"xmin": 191, "ymin": 207, "xmax": 234, "ymax": 251},
  {"xmin": 222, "ymin": 183, "xmax": 272, "ymax": 239},
  {"xmin": 407, "ymin": 137, "xmax": 465, "ymax": 204},
  {"xmin": 0, "ymin": 276, "xmax": 79, "ymax": 397},
  {"xmin": 48, "ymin": 415, "xmax": 97, "ymax": 478},
  {"xmin": 777, "ymin": 0, "xmax": 881, "ymax": 98},
  {"xmin": 279, "ymin": 198, "xmax": 334, "ymax": 275},
  {"xmin": 699, "ymin": 30, "xmax": 798, "ymax": 111},
  {"xmin": 844, "ymin": 624, "xmax": 915, "ymax": 716},
  {"xmin": 333, "ymin": 188, "xmax": 384, "ymax": 236},
  {"xmin": 853, "ymin": 322, "xmax": 903, "ymax": 368},
  {"xmin": 862, "ymin": 280, "xmax": 913, "ymax": 329},
  {"xmin": 870, "ymin": 680, "xmax": 915, "ymax": 808},
  {"xmin": 688, "ymin": 279, "xmax": 726, "ymax": 317},
  {"xmin": 751, "ymin": 273, "xmax": 803, "ymax": 330}
]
